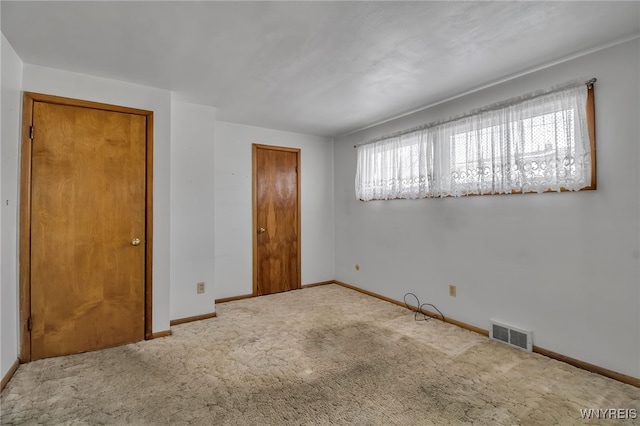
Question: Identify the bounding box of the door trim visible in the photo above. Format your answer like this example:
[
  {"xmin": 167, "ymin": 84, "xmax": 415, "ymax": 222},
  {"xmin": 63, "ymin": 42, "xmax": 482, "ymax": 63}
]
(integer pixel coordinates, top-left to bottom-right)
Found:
[
  {"xmin": 252, "ymin": 144, "xmax": 301, "ymax": 296},
  {"xmin": 18, "ymin": 92, "xmax": 154, "ymax": 362}
]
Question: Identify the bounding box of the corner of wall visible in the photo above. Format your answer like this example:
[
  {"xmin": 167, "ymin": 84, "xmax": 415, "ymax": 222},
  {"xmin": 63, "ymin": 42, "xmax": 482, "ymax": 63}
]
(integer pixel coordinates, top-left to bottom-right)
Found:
[
  {"xmin": 1, "ymin": 32, "xmax": 25, "ymax": 380},
  {"xmin": 169, "ymin": 98, "xmax": 217, "ymax": 320}
]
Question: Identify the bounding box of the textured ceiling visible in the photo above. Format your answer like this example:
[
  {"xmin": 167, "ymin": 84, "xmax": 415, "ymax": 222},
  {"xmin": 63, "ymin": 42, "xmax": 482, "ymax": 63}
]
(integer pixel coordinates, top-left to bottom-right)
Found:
[{"xmin": 2, "ymin": 1, "xmax": 639, "ymax": 137}]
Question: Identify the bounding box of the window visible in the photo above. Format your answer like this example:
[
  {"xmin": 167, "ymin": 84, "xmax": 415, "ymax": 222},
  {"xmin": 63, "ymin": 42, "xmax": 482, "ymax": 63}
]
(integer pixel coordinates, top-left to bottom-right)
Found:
[
  {"xmin": 355, "ymin": 83, "xmax": 595, "ymax": 201},
  {"xmin": 356, "ymin": 131, "xmax": 433, "ymax": 200}
]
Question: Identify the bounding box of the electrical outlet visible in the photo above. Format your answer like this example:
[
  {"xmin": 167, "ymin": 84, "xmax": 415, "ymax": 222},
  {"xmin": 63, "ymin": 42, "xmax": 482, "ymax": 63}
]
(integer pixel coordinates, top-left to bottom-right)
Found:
[
  {"xmin": 197, "ymin": 282, "xmax": 205, "ymax": 294},
  {"xmin": 449, "ymin": 284, "xmax": 457, "ymax": 297}
]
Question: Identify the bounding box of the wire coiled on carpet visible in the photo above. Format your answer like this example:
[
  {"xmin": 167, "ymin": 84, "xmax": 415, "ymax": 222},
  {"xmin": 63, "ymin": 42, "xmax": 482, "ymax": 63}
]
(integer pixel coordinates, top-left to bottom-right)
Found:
[{"xmin": 403, "ymin": 293, "xmax": 445, "ymax": 322}]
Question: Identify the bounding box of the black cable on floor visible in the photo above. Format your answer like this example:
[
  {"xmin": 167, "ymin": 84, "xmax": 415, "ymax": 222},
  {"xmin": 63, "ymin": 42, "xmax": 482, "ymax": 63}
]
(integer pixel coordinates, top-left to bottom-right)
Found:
[{"xmin": 403, "ymin": 292, "xmax": 445, "ymax": 322}]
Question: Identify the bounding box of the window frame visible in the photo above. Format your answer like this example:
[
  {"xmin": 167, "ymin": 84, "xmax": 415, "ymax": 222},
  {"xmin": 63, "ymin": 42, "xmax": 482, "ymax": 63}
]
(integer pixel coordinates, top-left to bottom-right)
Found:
[{"xmin": 356, "ymin": 85, "xmax": 596, "ymax": 201}]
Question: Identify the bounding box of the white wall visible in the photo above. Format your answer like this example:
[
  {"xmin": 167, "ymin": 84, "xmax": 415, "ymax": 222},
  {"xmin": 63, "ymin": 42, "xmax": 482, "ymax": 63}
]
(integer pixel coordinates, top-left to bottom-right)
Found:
[
  {"xmin": 170, "ymin": 99, "xmax": 216, "ymax": 320},
  {"xmin": 21, "ymin": 64, "xmax": 172, "ymax": 334},
  {"xmin": 215, "ymin": 121, "xmax": 334, "ymax": 299},
  {"xmin": 1, "ymin": 34, "xmax": 24, "ymax": 380},
  {"xmin": 333, "ymin": 39, "xmax": 640, "ymax": 379}
]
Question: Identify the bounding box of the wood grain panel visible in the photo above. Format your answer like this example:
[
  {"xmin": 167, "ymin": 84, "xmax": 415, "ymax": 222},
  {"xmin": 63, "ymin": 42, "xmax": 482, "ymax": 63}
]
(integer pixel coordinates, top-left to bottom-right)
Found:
[
  {"xmin": 0, "ymin": 359, "xmax": 19, "ymax": 391},
  {"xmin": 19, "ymin": 94, "xmax": 35, "ymax": 361},
  {"xmin": 215, "ymin": 293, "xmax": 255, "ymax": 304},
  {"xmin": 301, "ymin": 281, "xmax": 335, "ymax": 288},
  {"xmin": 30, "ymin": 102, "xmax": 146, "ymax": 359},
  {"xmin": 254, "ymin": 145, "xmax": 300, "ymax": 295},
  {"xmin": 151, "ymin": 330, "xmax": 172, "ymax": 339},
  {"xmin": 586, "ymin": 84, "xmax": 596, "ymax": 189},
  {"xmin": 144, "ymin": 113, "xmax": 154, "ymax": 340},
  {"xmin": 170, "ymin": 312, "xmax": 217, "ymax": 326}
]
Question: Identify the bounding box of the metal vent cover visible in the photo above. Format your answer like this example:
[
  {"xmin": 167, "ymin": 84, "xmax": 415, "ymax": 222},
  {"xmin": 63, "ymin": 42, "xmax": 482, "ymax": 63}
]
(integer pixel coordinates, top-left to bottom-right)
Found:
[
  {"xmin": 509, "ymin": 329, "xmax": 528, "ymax": 350},
  {"xmin": 490, "ymin": 320, "xmax": 533, "ymax": 352},
  {"xmin": 492, "ymin": 324, "xmax": 509, "ymax": 343}
]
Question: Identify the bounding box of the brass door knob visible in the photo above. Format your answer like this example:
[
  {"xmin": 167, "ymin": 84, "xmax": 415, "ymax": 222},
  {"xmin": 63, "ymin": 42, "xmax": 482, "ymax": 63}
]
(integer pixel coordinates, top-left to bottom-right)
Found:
[
  {"xmin": 131, "ymin": 238, "xmax": 141, "ymax": 246},
  {"xmin": 258, "ymin": 227, "xmax": 266, "ymax": 234}
]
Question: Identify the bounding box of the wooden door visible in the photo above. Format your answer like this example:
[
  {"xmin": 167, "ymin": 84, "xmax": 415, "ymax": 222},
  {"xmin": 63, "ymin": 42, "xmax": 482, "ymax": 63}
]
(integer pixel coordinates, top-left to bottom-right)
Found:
[
  {"xmin": 27, "ymin": 98, "xmax": 148, "ymax": 360},
  {"xmin": 253, "ymin": 144, "xmax": 301, "ymax": 295}
]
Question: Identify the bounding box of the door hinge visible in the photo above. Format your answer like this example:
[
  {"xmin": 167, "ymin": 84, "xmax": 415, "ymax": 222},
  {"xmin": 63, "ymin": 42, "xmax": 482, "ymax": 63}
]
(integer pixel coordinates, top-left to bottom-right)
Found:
[
  {"xmin": 27, "ymin": 317, "xmax": 33, "ymax": 332},
  {"xmin": 29, "ymin": 126, "xmax": 34, "ymax": 140}
]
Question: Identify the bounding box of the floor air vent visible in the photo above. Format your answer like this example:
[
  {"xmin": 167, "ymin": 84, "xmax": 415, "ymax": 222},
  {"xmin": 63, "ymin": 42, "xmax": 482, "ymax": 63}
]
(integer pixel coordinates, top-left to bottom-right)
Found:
[{"xmin": 490, "ymin": 320, "xmax": 533, "ymax": 352}]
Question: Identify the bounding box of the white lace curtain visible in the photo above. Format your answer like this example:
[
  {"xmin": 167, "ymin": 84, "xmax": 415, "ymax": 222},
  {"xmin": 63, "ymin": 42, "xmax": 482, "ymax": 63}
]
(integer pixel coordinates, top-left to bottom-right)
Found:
[{"xmin": 356, "ymin": 85, "xmax": 591, "ymax": 200}]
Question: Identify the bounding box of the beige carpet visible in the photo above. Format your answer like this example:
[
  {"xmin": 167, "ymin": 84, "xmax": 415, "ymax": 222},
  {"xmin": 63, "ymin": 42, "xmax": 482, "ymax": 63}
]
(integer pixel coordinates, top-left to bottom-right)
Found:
[{"xmin": 1, "ymin": 284, "xmax": 638, "ymax": 425}]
